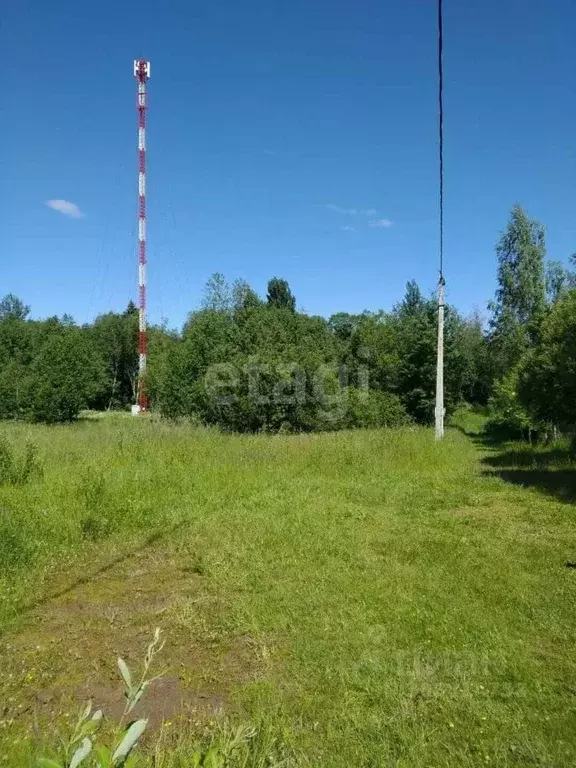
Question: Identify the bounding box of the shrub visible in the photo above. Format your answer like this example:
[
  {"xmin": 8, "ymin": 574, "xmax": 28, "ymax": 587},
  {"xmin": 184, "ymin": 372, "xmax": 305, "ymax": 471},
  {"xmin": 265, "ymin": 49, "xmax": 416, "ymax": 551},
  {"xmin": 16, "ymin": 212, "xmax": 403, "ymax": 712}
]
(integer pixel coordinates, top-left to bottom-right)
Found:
[
  {"xmin": 347, "ymin": 388, "xmax": 410, "ymax": 429},
  {"xmin": 25, "ymin": 329, "xmax": 106, "ymax": 424}
]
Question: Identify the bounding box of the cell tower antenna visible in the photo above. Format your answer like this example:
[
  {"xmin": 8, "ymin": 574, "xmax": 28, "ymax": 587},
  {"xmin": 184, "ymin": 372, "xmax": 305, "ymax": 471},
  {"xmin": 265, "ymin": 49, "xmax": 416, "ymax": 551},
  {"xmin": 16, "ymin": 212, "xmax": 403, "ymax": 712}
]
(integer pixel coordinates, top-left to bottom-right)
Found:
[{"xmin": 133, "ymin": 59, "xmax": 151, "ymax": 414}]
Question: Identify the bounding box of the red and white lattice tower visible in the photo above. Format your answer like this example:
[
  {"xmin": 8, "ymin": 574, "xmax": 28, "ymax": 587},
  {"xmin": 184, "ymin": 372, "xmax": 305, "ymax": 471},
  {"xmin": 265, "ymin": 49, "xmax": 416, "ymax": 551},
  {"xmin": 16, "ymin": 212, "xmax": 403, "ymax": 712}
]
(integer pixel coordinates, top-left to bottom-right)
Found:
[{"xmin": 134, "ymin": 59, "xmax": 150, "ymax": 412}]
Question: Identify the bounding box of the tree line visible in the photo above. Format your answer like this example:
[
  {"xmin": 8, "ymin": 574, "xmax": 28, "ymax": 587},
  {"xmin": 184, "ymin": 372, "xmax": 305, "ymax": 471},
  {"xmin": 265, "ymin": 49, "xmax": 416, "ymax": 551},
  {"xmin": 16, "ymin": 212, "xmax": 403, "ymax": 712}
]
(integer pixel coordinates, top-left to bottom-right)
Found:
[{"xmin": 0, "ymin": 204, "xmax": 574, "ymax": 436}]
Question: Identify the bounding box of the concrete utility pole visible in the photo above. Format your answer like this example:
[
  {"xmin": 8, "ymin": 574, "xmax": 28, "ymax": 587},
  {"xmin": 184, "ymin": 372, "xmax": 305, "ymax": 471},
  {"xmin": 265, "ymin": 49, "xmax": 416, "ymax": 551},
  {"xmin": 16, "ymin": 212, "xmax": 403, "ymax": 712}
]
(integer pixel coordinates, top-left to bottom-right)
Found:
[
  {"xmin": 435, "ymin": 276, "xmax": 445, "ymax": 440},
  {"xmin": 435, "ymin": 0, "xmax": 445, "ymax": 440}
]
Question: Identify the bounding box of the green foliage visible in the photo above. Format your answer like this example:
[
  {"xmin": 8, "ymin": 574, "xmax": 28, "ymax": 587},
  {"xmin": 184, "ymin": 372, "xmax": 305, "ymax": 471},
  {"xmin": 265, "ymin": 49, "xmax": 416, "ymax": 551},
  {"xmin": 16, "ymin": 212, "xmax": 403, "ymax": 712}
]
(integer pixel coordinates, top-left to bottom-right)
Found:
[
  {"xmin": 90, "ymin": 306, "xmax": 139, "ymax": 409},
  {"xmin": 231, "ymin": 279, "xmax": 263, "ymax": 313},
  {"xmin": 26, "ymin": 328, "xmax": 106, "ymax": 423},
  {"xmin": 0, "ymin": 513, "xmax": 31, "ymax": 570},
  {"xmin": 0, "ymin": 293, "xmax": 30, "ymax": 321},
  {"xmin": 0, "ymin": 360, "xmax": 28, "ymax": 419},
  {"xmin": 78, "ymin": 468, "xmax": 113, "ymax": 540},
  {"xmin": 486, "ymin": 367, "xmax": 532, "ymax": 439},
  {"xmin": 2, "ymin": 206, "xmax": 574, "ymax": 440},
  {"xmin": 345, "ymin": 388, "xmax": 410, "ymax": 429},
  {"xmin": 155, "ymin": 302, "xmax": 343, "ymax": 431},
  {"xmin": 489, "ymin": 205, "xmax": 547, "ymax": 379},
  {"xmin": 518, "ymin": 288, "xmax": 576, "ymax": 431},
  {"xmin": 0, "ymin": 435, "xmax": 41, "ymax": 486},
  {"xmin": 202, "ymin": 273, "xmax": 233, "ymax": 313},
  {"xmin": 450, "ymin": 312, "xmax": 491, "ymax": 405},
  {"xmin": 483, "ymin": 206, "xmax": 568, "ymax": 436},
  {"xmin": 37, "ymin": 631, "xmax": 164, "ymax": 768},
  {"xmin": 327, "ymin": 312, "xmax": 360, "ymax": 341},
  {"xmin": 449, "ymin": 403, "xmax": 489, "ymax": 436},
  {"xmin": 0, "ymin": 269, "xmax": 490, "ymax": 433},
  {"xmin": 545, "ymin": 260, "xmax": 570, "ymax": 305},
  {"xmin": 266, "ymin": 278, "xmax": 296, "ymax": 311},
  {"xmin": 386, "ymin": 282, "xmax": 483, "ymax": 423},
  {"xmin": 119, "ymin": 627, "xmax": 165, "ymax": 719},
  {"xmin": 147, "ymin": 275, "xmax": 490, "ymax": 431},
  {"xmin": 492, "ymin": 204, "xmax": 546, "ymax": 328},
  {"xmin": 0, "ymin": 302, "xmax": 110, "ymax": 423},
  {"xmin": 185, "ymin": 725, "xmax": 282, "ymax": 768}
]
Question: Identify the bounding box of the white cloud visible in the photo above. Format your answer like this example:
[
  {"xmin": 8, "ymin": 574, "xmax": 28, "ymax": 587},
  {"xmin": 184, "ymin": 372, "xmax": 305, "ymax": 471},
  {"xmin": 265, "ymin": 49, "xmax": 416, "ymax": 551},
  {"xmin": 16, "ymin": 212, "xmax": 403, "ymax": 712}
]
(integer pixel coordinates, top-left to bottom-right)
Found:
[
  {"xmin": 340, "ymin": 225, "xmax": 355, "ymax": 232},
  {"xmin": 369, "ymin": 218, "xmax": 393, "ymax": 229},
  {"xmin": 45, "ymin": 199, "xmax": 84, "ymax": 219},
  {"xmin": 326, "ymin": 204, "xmax": 379, "ymax": 217},
  {"xmin": 326, "ymin": 204, "xmax": 358, "ymax": 215}
]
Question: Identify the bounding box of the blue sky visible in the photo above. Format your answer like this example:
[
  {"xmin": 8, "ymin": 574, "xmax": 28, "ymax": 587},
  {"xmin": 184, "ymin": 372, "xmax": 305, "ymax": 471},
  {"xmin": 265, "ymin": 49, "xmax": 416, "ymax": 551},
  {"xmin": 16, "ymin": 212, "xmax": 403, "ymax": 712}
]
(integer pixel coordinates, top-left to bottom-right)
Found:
[{"xmin": 2, "ymin": 0, "xmax": 575, "ymax": 327}]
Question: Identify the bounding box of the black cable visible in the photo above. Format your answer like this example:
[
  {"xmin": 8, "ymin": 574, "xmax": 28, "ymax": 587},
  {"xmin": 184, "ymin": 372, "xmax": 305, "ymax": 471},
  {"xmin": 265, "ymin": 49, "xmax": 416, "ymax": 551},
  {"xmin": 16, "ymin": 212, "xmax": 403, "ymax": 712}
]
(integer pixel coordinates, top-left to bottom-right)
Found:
[{"xmin": 438, "ymin": 0, "xmax": 444, "ymax": 282}]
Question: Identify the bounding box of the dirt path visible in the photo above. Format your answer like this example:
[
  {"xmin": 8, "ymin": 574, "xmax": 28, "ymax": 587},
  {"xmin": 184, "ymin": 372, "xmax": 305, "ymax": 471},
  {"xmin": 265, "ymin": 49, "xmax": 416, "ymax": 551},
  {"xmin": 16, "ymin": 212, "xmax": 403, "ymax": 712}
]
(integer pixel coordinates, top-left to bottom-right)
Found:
[{"xmin": 0, "ymin": 541, "xmax": 259, "ymax": 742}]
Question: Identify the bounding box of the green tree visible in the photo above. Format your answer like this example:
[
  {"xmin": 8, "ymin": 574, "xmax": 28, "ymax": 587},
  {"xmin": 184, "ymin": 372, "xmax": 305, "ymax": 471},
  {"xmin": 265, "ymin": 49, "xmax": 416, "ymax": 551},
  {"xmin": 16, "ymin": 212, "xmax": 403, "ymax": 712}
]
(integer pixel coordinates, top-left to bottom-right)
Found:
[
  {"xmin": 0, "ymin": 360, "xmax": 29, "ymax": 419},
  {"xmin": 123, "ymin": 300, "xmax": 138, "ymax": 317},
  {"xmin": 489, "ymin": 205, "xmax": 546, "ymax": 377},
  {"xmin": 392, "ymin": 282, "xmax": 437, "ymax": 422},
  {"xmin": 25, "ymin": 328, "xmax": 106, "ymax": 423},
  {"xmin": 492, "ymin": 205, "xmax": 546, "ymax": 325},
  {"xmin": 328, "ymin": 312, "xmax": 365, "ymax": 343},
  {"xmin": 232, "ymin": 279, "xmax": 262, "ymax": 312},
  {"xmin": 452, "ymin": 310, "xmax": 491, "ymax": 404},
  {"xmin": 345, "ymin": 312, "xmax": 399, "ymax": 394},
  {"xmin": 545, "ymin": 260, "xmax": 569, "ymax": 305},
  {"xmin": 390, "ymin": 281, "xmax": 482, "ymax": 422},
  {"xmin": 202, "ymin": 273, "xmax": 232, "ymax": 312},
  {"xmin": 266, "ymin": 278, "xmax": 296, "ymax": 311},
  {"xmin": 0, "ymin": 294, "xmax": 30, "ymax": 321},
  {"xmin": 487, "ymin": 366, "xmax": 532, "ymax": 439},
  {"xmin": 519, "ymin": 289, "xmax": 576, "ymax": 432},
  {"xmin": 91, "ymin": 306, "xmax": 138, "ymax": 409}
]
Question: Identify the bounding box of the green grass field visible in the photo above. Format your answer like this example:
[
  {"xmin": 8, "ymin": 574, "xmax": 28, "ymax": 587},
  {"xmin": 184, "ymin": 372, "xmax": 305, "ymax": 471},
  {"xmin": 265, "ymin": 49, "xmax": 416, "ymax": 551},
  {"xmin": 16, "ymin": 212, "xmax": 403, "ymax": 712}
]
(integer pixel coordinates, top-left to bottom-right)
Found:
[{"xmin": 1, "ymin": 415, "xmax": 575, "ymax": 766}]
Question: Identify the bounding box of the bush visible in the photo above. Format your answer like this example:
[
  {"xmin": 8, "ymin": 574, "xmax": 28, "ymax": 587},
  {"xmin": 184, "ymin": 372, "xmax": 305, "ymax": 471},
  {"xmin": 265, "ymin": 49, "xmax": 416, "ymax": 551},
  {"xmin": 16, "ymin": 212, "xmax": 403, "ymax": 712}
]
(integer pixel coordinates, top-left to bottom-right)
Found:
[
  {"xmin": 347, "ymin": 388, "xmax": 411, "ymax": 429},
  {"xmin": 25, "ymin": 329, "xmax": 106, "ymax": 423}
]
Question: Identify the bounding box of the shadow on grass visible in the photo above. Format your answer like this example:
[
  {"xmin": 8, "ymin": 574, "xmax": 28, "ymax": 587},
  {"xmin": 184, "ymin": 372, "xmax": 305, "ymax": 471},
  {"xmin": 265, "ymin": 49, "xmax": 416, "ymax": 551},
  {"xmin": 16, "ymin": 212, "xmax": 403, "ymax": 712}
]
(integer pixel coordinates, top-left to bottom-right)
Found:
[
  {"xmin": 16, "ymin": 522, "xmax": 186, "ymax": 619},
  {"xmin": 453, "ymin": 420, "xmax": 576, "ymax": 505},
  {"xmin": 482, "ymin": 449, "xmax": 572, "ymax": 469},
  {"xmin": 481, "ymin": 468, "xmax": 576, "ymax": 504},
  {"xmin": 452, "ymin": 422, "xmax": 503, "ymax": 449},
  {"xmin": 475, "ymin": 439, "xmax": 576, "ymax": 505}
]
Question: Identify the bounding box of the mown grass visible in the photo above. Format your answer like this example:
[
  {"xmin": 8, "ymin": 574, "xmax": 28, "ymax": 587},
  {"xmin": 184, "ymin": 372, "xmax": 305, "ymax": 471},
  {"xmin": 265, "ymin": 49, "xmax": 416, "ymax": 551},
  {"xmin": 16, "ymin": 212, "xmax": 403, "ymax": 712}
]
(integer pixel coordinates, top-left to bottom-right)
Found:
[{"xmin": 1, "ymin": 415, "xmax": 576, "ymax": 766}]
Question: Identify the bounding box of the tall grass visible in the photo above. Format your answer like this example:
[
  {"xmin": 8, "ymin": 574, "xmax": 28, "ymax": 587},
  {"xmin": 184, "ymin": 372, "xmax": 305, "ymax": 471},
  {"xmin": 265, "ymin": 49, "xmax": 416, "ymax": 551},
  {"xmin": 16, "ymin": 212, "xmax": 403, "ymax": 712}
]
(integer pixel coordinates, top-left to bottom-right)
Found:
[{"xmin": 1, "ymin": 416, "xmax": 576, "ymax": 766}]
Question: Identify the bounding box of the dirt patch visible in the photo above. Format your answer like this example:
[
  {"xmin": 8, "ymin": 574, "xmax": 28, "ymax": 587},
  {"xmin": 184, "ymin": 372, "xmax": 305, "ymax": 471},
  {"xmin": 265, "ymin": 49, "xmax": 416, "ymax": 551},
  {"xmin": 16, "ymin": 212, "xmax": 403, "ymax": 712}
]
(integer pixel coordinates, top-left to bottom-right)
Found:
[
  {"xmin": 0, "ymin": 545, "xmax": 259, "ymax": 737},
  {"xmin": 83, "ymin": 676, "xmax": 226, "ymax": 731}
]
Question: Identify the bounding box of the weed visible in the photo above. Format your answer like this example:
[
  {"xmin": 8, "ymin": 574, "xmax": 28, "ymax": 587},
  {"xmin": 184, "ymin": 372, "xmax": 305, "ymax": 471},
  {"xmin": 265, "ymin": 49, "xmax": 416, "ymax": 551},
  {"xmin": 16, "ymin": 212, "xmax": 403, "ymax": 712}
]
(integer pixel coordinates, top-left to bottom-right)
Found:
[
  {"xmin": 80, "ymin": 515, "xmax": 112, "ymax": 541},
  {"xmin": 37, "ymin": 630, "xmax": 164, "ymax": 768},
  {"xmin": 78, "ymin": 469, "xmax": 107, "ymax": 513},
  {"xmin": 78, "ymin": 469, "xmax": 113, "ymax": 541},
  {"xmin": 117, "ymin": 628, "xmax": 165, "ymax": 727},
  {"xmin": 0, "ymin": 435, "xmax": 42, "ymax": 486},
  {"xmin": 0, "ymin": 516, "xmax": 30, "ymax": 569}
]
